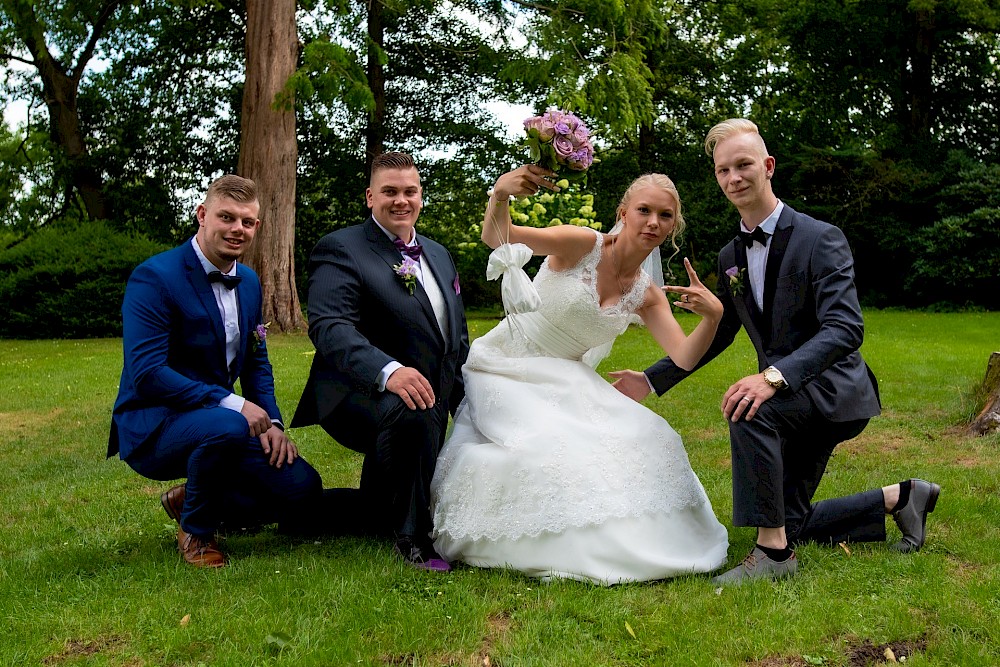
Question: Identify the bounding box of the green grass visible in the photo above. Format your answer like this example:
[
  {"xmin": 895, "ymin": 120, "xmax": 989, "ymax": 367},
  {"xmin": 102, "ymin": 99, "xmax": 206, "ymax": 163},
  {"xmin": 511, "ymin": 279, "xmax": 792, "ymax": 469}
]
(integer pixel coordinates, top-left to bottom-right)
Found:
[{"xmin": 1, "ymin": 310, "xmax": 998, "ymax": 666}]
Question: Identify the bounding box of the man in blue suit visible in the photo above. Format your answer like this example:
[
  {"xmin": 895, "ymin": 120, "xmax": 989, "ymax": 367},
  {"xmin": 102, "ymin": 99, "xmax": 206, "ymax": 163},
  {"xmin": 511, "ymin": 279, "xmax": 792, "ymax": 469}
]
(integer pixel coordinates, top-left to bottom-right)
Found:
[
  {"xmin": 612, "ymin": 119, "xmax": 939, "ymax": 583},
  {"xmin": 292, "ymin": 152, "xmax": 469, "ymax": 572},
  {"xmin": 109, "ymin": 175, "xmax": 322, "ymax": 568}
]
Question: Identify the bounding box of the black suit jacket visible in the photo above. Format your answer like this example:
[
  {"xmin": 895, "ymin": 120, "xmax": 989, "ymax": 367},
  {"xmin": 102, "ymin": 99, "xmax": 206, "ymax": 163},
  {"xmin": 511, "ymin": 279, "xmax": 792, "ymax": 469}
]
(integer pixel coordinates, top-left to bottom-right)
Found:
[
  {"xmin": 647, "ymin": 204, "xmax": 880, "ymax": 422},
  {"xmin": 292, "ymin": 218, "xmax": 469, "ymax": 429}
]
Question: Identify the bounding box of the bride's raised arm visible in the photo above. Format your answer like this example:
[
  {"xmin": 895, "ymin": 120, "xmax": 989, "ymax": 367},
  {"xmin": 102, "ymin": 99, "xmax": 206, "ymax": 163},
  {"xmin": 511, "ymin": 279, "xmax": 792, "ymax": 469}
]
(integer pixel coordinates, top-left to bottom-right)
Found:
[{"xmin": 483, "ymin": 165, "xmax": 599, "ymax": 261}]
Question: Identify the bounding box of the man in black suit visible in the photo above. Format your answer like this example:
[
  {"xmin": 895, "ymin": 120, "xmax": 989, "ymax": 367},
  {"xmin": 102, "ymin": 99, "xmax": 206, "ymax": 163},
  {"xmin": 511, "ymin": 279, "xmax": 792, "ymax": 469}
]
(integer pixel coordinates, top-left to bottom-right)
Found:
[
  {"xmin": 612, "ymin": 119, "xmax": 939, "ymax": 583},
  {"xmin": 293, "ymin": 152, "xmax": 469, "ymax": 571}
]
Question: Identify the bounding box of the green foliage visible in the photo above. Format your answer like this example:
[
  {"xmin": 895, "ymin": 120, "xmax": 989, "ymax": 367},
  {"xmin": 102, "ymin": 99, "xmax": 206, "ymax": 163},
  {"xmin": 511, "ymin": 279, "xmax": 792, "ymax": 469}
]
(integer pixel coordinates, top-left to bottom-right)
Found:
[
  {"xmin": 508, "ymin": 189, "xmax": 603, "ymax": 230},
  {"xmin": 0, "ymin": 221, "xmax": 169, "ymax": 338}
]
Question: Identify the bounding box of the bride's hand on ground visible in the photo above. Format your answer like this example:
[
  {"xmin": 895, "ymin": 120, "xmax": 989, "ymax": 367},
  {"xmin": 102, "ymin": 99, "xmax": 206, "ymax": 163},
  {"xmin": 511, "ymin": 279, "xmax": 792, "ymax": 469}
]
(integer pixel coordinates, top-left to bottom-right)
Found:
[
  {"xmin": 663, "ymin": 258, "xmax": 722, "ymax": 321},
  {"xmin": 491, "ymin": 165, "xmax": 560, "ymax": 201},
  {"xmin": 608, "ymin": 370, "xmax": 652, "ymax": 402}
]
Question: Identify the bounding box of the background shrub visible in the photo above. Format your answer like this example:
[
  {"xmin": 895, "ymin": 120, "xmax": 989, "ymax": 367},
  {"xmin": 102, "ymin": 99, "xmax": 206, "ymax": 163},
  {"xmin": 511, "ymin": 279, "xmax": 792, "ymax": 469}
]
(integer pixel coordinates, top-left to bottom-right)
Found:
[{"xmin": 0, "ymin": 222, "xmax": 169, "ymax": 339}]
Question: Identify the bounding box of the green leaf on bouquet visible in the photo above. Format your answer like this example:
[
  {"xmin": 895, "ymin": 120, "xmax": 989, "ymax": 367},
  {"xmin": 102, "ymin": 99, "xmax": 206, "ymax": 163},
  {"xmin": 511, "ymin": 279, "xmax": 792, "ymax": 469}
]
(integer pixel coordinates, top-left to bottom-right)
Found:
[{"xmin": 525, "ymin": 136, "xmax": 541, "ymax": 163}]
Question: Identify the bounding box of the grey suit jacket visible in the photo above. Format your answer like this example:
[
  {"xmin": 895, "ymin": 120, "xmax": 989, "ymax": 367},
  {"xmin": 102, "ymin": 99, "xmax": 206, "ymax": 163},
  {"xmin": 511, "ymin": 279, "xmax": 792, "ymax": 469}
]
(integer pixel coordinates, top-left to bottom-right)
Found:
[
  {"xmin": 646, "ymin": 204, "xmax": 880, "ymax": 422},
  {"xmin": 291, "ymin": 218, "xmax": 470, "ymax": 428}
]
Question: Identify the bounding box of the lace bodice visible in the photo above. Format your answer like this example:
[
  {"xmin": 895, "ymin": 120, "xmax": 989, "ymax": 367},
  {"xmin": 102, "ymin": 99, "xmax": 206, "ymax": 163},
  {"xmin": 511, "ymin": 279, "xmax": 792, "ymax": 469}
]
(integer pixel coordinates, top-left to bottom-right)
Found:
[{"xmin": 482, "ymin": 230, "xmax": 651, "ymax": 362}]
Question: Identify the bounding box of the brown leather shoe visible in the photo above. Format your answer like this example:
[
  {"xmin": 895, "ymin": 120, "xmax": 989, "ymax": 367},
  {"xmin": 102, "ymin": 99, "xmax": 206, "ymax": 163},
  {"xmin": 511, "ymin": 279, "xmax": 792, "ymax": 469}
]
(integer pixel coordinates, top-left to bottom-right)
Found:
[
  {"xmin": 177, "ymin": 527, "xmax": 227, "ymax": 568},
  {"xmin": 161, "ymin": 484, "xmax": 185, "ymax": 523}
]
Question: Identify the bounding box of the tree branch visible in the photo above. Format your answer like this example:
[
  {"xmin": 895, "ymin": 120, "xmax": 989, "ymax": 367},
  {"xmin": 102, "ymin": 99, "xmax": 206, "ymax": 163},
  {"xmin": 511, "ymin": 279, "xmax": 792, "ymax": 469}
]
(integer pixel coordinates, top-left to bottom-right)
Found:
[
  {"xmin": 72, "ymin": 0, "xmax": 124, "ymax": 86},
  {"xmin": 505, "ymin": 0, "xmax": 583, "ymax": 17},
  {"xmin": 0, "ymin": 51, "xmax": 36, "ymax": 66}
]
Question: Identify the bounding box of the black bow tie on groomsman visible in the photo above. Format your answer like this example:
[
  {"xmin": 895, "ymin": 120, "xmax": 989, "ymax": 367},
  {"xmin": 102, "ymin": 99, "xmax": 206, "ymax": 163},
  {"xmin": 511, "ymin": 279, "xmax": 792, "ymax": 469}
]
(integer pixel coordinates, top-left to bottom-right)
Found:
[
  {"xmin": 207, "ymin": 270, "xmax": 242, "ymax": 290},
  {"xmin": 740, "ymin": 226, "xmax": 770, "ymax": 248},
  {"xmin": 393, "ymin": 237, "xmax": 423, "ymax": 260}
]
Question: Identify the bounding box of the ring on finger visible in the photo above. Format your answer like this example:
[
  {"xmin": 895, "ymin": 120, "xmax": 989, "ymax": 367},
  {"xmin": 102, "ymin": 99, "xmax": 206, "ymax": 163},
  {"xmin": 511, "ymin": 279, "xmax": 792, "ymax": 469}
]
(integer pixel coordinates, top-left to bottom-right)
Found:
[
  {"xmin": 682, "ymin": 294, "xmax": 690, "ymax": 303},
  {"xmin": 740, "ymin": 396, "xmax": 751, "ymax": 403}
]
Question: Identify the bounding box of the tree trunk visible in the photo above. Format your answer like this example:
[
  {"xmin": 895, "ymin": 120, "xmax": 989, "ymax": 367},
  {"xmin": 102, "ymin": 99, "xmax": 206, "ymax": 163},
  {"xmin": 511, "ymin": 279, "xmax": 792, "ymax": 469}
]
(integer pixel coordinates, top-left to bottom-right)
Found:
[
  {"xmin": 364, "ymin": 0, "xmax": 386, "ymax": 182},
  {"xmin": 237, "ymin": 0, "xmax": 305, "ymax": 332},
  {"xmin": 968, "ymin": 352, "xmax": 1000, "ymax": 436},
  {"xmin": 905, "ymin": 8, "xmax": 936, "ymax": 147}
]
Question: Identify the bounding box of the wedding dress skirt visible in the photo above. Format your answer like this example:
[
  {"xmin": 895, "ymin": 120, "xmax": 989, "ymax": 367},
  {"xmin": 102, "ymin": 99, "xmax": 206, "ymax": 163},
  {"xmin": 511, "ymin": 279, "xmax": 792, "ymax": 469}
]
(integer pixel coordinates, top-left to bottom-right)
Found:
[{"xmin": 431, "ymin": 232, "xmax": 728, "ymax": 585}]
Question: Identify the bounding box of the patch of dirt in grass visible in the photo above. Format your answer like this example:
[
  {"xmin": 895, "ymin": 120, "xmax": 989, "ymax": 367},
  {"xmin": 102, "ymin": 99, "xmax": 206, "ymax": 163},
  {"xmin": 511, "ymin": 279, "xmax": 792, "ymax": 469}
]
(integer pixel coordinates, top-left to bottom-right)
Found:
[
  {"xmin": 42, "ymin": 635, "xmax": 126, "ymax": 664},
  {"xmin": 379, "ymin": 612, "xmax": 513, "ymax": 667},
  {"xmin": 845, "ymin": 636, "xmax": 927, "ymax": 665},
  {"xmin": 944, "ymin": 554, "xmax": 982, "ymax": 581},
  {"xmin": 840, "ymin": 431, "xmax": 908, "ymax": 456},
  {"xmin": 3, "ymin": 408, "xmax": 65, "ymax": 438}
]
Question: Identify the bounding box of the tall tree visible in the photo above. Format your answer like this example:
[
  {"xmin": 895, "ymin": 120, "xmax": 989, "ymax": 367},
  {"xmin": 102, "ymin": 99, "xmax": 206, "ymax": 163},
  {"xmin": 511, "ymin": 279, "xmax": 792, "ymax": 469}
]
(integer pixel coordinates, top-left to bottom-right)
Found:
[
  {"xmin": 0, "ymin": 0, "xmax": 124, "ymax": 221},
  {"xmin": 238, "ymin": 0, "xmax": 304, "ymax": 331}
]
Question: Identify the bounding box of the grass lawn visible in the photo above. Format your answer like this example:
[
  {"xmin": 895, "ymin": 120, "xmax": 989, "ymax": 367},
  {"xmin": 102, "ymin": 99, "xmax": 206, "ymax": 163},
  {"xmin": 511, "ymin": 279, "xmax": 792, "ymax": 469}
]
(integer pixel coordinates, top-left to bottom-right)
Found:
[{"xmin": 1, "ymin": 310, "xmax": 998, "ymax": 666}]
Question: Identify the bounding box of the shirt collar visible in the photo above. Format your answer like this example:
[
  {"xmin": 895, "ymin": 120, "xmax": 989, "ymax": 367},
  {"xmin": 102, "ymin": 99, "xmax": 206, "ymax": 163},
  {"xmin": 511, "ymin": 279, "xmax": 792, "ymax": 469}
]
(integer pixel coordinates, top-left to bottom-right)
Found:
[
  {"xmin": 739, "ymin": 200, "xmax": 784, "ymax": 235},
  {"xmin": 190, "ymin": 237, "xmax": 237, "ymax": 276},
  {"xmin": 372, "ymin": 216, "xmax": 417, "ymax": 246}
]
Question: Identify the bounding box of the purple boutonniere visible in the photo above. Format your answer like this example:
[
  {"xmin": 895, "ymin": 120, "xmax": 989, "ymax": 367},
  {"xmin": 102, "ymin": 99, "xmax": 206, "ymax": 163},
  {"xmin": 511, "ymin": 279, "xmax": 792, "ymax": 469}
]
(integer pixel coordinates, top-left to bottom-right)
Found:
[
  {"xmin": 394, "ymin": 257, "xmax": 419, "ymax": 295},
  {"xmin": 252, "ymin": 322, "xmax": 270, "ymax": 351},
  {"xmin": 452, "ymin": 273, "xmax": 461, "ymax": 295},
  {"xmin": 726, "ymin": 266, "xmax": 747, "ymax": 297}
]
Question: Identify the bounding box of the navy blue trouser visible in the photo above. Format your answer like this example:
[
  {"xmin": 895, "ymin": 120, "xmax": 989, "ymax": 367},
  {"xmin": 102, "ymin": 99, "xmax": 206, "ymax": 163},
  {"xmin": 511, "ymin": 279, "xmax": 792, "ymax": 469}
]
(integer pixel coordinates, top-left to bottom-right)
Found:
[
  {"xmin": 126, "ymin": 407, "xmax": 322, "ymax": 539},
  {"xmin": 729, "ymin": 389, "xmax": 886, "ymax": 545}
]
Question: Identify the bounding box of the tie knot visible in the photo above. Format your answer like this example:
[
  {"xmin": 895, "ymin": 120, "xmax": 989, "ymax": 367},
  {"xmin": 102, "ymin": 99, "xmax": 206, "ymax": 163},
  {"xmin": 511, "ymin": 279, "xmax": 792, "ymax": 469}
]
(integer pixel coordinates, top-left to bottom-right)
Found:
[
  {"xmin": 207, "ymin": 270, "xmax": 242, "ymax": 290},
  {"xmin": 740, "ymin": 227, "xmax": 770, "ymax": 248},
  {"xmin": 393, "ymin": 237, "xmax": 423, "ymax": 260}
]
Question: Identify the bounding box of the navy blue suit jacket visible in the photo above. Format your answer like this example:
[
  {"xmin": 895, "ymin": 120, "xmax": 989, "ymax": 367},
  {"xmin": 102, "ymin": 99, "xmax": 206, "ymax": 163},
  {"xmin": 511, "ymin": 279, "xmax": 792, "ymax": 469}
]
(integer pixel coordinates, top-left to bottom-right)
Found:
[
  {"xmin": 108, "ymin": 240, "xmax": 279, "ymax": 459},
  {"xmin": 647, "ymin": 204, "xmax": 880, "ymax": 422},
  {"xmin": 291, "ymin": 218, "xmax": 469, "ymax": 428}
]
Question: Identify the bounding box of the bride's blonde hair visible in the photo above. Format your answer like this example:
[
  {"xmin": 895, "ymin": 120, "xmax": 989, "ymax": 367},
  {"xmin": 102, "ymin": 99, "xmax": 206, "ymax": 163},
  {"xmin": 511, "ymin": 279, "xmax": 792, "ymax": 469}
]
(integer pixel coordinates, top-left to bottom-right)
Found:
[{"xmin": 615, "ymin": 173, "xmax": 685, "ymax": 266}]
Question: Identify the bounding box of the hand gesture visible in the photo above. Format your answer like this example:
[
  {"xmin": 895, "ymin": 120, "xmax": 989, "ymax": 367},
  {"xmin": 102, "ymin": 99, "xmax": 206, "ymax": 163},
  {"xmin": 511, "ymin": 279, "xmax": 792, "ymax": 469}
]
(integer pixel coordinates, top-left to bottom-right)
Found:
[
  {"xmin": 722, "ymin": 374, "xmax": 776, "ymax": 422},
  {"xmin": 386, "ymin": 366, "xmax": 436, "ymax": 410},
  {"xmin": 663, "ymin": 258, "xmax": 722, "ymax": 321},
  {"xmin": 240, "ymin": 400, "xmax": 272, "ymax": 437},
  {"xmin": 491, "ymin": 165, "xmax": 560, "ymax": 201},
  {"xmin": 258, "ymin": 425, "xmax": 299, "ymax": 468}
]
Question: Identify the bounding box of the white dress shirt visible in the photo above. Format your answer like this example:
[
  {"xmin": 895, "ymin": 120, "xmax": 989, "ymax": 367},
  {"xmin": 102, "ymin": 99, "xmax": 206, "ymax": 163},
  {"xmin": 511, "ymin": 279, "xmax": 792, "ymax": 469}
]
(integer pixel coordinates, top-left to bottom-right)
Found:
[{"xmin": 740, "ymin": 200, "xmax": 784, "ymax": 311}]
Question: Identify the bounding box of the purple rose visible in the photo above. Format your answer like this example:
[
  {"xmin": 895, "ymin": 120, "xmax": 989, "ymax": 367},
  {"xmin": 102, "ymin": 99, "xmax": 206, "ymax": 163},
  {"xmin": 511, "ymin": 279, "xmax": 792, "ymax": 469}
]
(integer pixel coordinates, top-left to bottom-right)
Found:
[
  {"xmin": 553, "ymin": 135, "xmax": 575, "ymax": 159},
  {"xmin": 554, "ymin": 121, "xmax": 571, "ymax": 136},
  {"xmin": 725, "ymin": 266, "xmax": 740, "ymax": 279},
  {"xmin": 567, "ymin": 147, "xmax": 594, "ymax": 171}
]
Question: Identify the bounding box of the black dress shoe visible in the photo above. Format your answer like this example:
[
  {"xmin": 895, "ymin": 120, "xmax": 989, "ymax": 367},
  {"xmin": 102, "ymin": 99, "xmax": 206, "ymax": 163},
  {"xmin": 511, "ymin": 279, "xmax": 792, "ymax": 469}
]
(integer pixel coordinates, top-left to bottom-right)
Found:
[
  {"xmin": 891, "ymin": 478, "xmax": 940, "ymax": 553},
  {"xmin": 394, "ymin": 538, "xmax": 451, "ymax": 572}
]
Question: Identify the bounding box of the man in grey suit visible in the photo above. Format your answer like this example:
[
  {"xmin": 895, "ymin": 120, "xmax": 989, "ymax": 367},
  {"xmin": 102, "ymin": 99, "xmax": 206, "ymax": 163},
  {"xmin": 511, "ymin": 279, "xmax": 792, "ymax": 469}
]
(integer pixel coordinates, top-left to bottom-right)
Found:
[
  {"xmin": 612, "ymin": 119, "xmax": 939, "ymax": 583},
  {"xmin": 292, "ymin": 152, "xmax": 469, "ymax": 572}
]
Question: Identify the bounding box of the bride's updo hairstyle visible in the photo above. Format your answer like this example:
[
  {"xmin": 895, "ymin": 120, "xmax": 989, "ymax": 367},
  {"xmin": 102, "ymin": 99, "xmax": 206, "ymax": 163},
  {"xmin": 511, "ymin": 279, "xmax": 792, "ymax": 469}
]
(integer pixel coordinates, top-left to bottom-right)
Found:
[{"xmin": 615, "ymin": 173, "xmax": 686, "ymax": 262}]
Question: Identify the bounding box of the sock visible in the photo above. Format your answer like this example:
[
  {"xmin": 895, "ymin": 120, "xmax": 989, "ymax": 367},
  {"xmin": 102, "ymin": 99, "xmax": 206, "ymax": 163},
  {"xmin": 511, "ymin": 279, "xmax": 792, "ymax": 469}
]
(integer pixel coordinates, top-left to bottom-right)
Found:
[
  {"xmin": 891, "ymin": 480, "xmax": 912, "ymax": 513},
  {"xmin": 756, "ymin": 543, "xmax": 793, "ymax": 562}
]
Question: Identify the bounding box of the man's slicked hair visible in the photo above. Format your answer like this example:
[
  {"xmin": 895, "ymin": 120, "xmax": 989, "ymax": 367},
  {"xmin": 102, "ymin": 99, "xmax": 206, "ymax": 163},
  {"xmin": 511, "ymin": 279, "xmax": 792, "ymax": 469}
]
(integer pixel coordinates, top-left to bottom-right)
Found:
[
  {"xmin": 704, "ymin": 118, "xmax": 768, "ymax": 158},
  {"xmin": 371, "ymin": 152, "xmax": 419, "ymax": 182}
]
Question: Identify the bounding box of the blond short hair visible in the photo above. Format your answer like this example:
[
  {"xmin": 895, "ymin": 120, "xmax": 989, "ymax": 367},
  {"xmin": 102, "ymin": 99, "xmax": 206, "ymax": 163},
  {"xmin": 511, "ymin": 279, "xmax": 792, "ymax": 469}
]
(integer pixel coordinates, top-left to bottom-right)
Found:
[
  {"xmin": 704, "ymin": 118, "xmax": 769, "ymax": 159},
  {"xmin": 205, "ymin": 174, "xmax": 257, "ymax": 205}
]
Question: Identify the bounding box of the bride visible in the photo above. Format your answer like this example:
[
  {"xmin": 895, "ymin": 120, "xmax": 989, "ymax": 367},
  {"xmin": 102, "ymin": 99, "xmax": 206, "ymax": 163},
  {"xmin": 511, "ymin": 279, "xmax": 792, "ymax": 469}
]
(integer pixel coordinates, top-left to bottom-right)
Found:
[{"xmin": 430, "ymin": 164, "xmax": 728, "ymax": 584}]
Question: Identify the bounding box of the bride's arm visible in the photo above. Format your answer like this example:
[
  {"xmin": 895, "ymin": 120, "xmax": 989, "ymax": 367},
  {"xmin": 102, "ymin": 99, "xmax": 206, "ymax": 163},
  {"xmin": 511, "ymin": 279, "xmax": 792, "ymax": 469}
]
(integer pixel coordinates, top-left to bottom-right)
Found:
[
  {"xmin": 638, "ymin": 259, "xmax": 722, "ymax": 370},
  {"xmin": 483, "ymin": 165, "xmax": 597, "ymax": 259}
]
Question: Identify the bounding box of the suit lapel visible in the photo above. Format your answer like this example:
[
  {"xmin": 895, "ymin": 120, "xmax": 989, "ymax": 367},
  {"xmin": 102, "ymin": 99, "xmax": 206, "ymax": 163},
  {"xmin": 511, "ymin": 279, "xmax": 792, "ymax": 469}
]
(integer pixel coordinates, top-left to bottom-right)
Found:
[
  {"xmin": 232, "ymin": 264, "xmax": 249, "ymax": 380},
  {"xmin": 761, "ymin": 209, "xmax": 794, "ymax": 328},
  {"xmin": 184, "ymin": 244, "xmax": 226, "ymax": 349},
  {"xmin": 365, "ymin": 220, "xmax": 445, "ymax": 346},
  {"xmin": 728, "ymin": 238, "xmax": 766, "ymax": 350}
]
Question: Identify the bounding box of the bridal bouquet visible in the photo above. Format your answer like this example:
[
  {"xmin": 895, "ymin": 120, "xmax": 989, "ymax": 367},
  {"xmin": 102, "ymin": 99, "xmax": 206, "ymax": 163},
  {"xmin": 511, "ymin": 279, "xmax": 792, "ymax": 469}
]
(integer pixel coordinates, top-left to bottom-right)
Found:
[{"xmin": 523, "ymin": 109, "xmax": 596, "ymax": 181}]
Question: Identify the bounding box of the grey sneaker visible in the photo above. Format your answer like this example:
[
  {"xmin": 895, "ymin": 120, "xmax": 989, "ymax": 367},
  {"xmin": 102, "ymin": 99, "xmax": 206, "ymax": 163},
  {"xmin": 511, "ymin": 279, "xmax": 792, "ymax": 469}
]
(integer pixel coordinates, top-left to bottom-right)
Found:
[
  {"xmin": 891, "ymin": 478, "xmax": 940, "ymax": 553},
  {"xmin": 711, "ymin": 547, "xmax": 797, "ymax": 585}
]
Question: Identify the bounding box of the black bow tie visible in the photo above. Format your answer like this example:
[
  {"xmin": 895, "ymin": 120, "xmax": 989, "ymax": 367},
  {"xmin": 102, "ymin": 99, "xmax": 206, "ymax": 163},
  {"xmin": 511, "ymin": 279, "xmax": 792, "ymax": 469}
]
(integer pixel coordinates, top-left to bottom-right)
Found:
[
  {"xmin": 207, "ymin": 270, "xmax": 242, "ymax": 290},
  {"xmin": 739, "ymin": 227, "xmax": 770, "ymax": 248},
  {"xmin": 393, "ymin": 237, "xmax": 423, "ymax": 261}
]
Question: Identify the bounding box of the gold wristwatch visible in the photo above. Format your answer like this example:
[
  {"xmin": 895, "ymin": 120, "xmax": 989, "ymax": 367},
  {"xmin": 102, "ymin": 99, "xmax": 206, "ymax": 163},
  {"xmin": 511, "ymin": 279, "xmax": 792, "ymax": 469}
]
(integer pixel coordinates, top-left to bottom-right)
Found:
[{"xmin": 763, "ymin": 366, "xmax": 787, "ymax": 390}]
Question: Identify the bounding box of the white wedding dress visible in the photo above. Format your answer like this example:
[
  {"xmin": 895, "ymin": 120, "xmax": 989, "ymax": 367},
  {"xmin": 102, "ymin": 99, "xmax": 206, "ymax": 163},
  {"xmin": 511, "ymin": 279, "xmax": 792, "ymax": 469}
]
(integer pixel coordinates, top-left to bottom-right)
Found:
[{"xmin": 430, "ymin": 230, "xmax": 728, "ymax": 585}]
